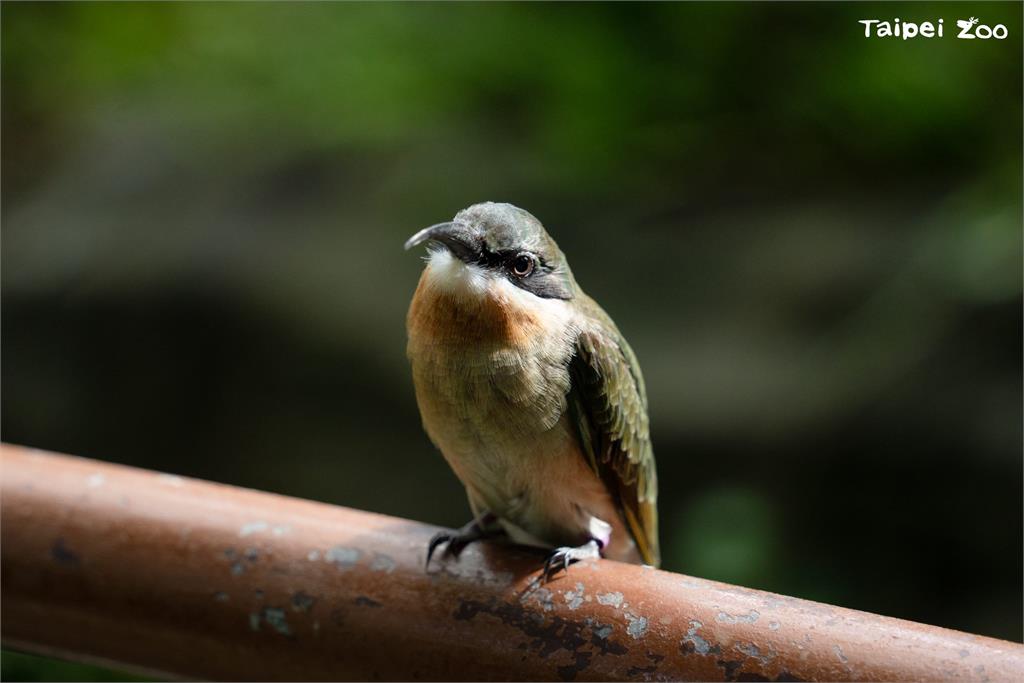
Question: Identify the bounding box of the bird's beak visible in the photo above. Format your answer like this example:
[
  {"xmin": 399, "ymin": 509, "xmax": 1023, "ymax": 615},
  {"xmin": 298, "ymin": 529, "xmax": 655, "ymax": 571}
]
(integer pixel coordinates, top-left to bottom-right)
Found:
[{"xmin": 404, "ymin": 221, "xmax": 481, "ymax": 262}]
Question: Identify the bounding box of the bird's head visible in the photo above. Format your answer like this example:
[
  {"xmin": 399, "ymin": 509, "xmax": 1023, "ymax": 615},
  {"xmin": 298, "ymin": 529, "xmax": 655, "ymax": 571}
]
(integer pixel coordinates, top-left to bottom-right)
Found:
[{"xmin": 405, "ymin": 202, "xmax": 576, "ymax": 301}]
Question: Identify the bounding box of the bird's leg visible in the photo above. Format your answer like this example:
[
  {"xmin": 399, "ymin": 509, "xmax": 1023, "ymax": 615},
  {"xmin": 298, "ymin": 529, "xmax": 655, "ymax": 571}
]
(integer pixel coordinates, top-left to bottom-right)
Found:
[
  {"xmin": 426, "ymin": 512, "xmax": 503, "ymax": 568},
  {"xmin": 542, "ymin": 539, "xmax": 603, "ymax": 582},
  {"xmin": 541, "ymin": 515, "xmax": 611, "ymax": 582}
]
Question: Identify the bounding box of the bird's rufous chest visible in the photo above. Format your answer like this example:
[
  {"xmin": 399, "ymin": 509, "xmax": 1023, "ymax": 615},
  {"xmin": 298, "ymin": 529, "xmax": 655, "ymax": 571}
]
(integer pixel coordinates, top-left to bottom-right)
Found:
[{"xmin": 405, "ymin": 268, "xmax": 577, "ymax": 498}]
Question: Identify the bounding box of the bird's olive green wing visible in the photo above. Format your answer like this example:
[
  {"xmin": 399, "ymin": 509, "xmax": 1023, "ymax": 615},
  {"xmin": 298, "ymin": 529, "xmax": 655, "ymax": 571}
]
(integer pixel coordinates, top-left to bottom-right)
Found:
[{"xmin": 567, "ymin": 299, "xmax": 660, "ymax": 567}]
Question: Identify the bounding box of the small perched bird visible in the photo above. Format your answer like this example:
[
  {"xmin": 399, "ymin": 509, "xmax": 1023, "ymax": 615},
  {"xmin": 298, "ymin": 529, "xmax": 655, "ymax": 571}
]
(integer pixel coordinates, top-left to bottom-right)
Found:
[{"xmin": 405, "ymin": 202, "xmax": 658, "ymax": 578}]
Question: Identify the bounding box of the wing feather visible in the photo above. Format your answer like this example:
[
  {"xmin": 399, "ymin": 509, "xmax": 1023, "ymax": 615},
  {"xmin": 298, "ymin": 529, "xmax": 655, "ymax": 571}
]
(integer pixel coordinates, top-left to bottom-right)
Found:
[{"xmin": 567, "ymin": 301, "xmax": 659, "ymax": 566}]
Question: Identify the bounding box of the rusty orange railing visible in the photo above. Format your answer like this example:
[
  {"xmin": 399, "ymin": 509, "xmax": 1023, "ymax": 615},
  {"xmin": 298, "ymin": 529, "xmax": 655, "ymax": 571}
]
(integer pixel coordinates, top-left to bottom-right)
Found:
[{"xmin": 2, "ymin": 443, "xmax": 1022, "ymax": 681}]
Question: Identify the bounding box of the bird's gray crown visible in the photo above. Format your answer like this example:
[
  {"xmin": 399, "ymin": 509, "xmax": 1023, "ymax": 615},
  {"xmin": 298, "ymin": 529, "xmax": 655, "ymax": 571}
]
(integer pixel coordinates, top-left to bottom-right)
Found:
[{"xmin": 406, "ymin": 202, "xmax": 576, "ymax": 301}]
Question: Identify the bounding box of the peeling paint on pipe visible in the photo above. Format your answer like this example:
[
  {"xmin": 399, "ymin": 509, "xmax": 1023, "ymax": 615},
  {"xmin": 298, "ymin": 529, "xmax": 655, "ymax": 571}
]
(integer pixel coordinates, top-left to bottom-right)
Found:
[{"xmin": 1, "ymin": 443, "xmax": 1022, "ymax": 682}]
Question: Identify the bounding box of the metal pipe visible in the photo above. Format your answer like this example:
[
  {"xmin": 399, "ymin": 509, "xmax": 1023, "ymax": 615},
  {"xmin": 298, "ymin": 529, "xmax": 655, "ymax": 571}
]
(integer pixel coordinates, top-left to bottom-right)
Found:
[{"xmin": 1, "ymin": 443, "xmax": 1021, "ymax": 681}]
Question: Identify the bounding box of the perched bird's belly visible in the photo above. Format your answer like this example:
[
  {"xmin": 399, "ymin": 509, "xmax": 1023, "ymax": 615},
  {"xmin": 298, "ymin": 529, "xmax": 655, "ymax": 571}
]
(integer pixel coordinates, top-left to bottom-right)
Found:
[{"xmin": 406, "ymin": 271, "xmax": 639, "ymax": 562}]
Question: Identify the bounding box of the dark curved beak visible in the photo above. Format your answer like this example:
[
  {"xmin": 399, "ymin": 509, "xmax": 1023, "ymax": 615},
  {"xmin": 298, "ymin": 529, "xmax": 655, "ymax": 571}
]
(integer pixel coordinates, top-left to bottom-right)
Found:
[{"xmin": 404, "ymin": 221, "xmax": 481, "ymax": 262}]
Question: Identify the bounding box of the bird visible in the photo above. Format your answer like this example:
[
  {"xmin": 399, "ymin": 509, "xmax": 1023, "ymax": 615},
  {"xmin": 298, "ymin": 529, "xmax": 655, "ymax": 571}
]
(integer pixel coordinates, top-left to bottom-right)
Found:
[{"xmin": 404, "ymin": 202, "xmax": 658, "ymax": 579}]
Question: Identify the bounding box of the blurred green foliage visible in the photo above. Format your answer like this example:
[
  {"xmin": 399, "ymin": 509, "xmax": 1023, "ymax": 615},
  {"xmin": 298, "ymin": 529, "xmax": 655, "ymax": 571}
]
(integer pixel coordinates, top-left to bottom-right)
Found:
[
  {"xmin": 1, "ymin": 651, "xmax": 149, "ymax": 682},
  {"xmin": 2, "ymin": 2, "xmax": 1021, "ymax": 678}
]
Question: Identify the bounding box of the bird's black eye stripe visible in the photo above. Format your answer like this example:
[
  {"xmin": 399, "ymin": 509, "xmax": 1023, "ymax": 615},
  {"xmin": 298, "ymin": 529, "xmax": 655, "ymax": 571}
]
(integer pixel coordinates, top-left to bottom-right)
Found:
[
  {"xmin": 476, "ymin": 249, "xmax": 544, "ymax": 277},
  {"xmin": 475, "ymin": 249, "xmax": 505, "ymax": 269}
]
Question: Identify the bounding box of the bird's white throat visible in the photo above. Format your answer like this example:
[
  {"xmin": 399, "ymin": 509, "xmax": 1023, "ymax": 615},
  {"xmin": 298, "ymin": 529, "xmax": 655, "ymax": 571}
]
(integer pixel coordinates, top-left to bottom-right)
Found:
[{"xmin": 424, "ymin": 248, "xmax": 491, "ymax": 301}]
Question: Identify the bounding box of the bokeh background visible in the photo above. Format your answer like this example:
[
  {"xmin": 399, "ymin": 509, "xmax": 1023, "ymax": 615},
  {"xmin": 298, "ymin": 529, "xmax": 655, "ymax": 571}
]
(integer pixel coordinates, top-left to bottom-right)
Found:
[{"xmin": 3, "ymin": 1, "xmax": 1021, "ymax": 678}]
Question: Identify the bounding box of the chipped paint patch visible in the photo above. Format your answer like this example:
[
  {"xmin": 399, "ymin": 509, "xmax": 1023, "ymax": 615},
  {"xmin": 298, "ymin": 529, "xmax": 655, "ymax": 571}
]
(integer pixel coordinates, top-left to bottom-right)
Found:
[
  {"xmin": 158, "ymin": 474, "xmax": 184, "ymax": 487},
  {"xmin": 307, "ymin": 550, "xmax": 321, "ymax": 561},
  {"xmin": 248, "ymin": 612, "xmax": 261, "ymax": 631},
  {"xmin": 86, "ymin": 473, "xmax": 105, "ymax": 488},
  {"xmin": 261, "ymin": 607, "xmax": 292, "ymax": 636},
  {"xmin": 736, "ymin": 642, "xmax": 769, "ymax": 662},
  {"xmin": 231, "ymin": 562, "xmax": 246, "ymax": 576},
  {"xmin": 272, "ymin": 525, "xmax": 291, "ymax": 536},
  {"xmin": 564, "ymin": 583, "xmax": 585, "ymax": 610},
  {"xmin": 525, "ymin": 587, "xmax": 556, "ymax": 612},
  {"xmin": 590, "ymin": 622, "xmax": 629, "ymax": 657},
  {"xmin": 625, "ymin": 613, "xmax": 649, "ymax": 639},
  {"xmin": 769, "ymin": 620, "xmax": 781, "ymax": 631},
  {"xmin": 716, "ymin": 609, "xmax": 759, "ymax": 624},
  {"xmin": 597, "ymin": 591, "xmax": 623, "ymax": 607},
  {"xmin": 683, "ymin": 620, "xmax": 715, "ymax": 656},
  {"xmin": 370, "ymin": 554, "xmax": 396, "ymax": 573},
  {"xmin": 239, "ymin": 521, "xmax": 269, "ymax": 537},
  {"xmin": 485, "ymin": 569, "xmax": 515, "ymax": 586},
  {"xmin": 325, "ymin": 545, "xmax": 360, "ymax": 568},
  {"xmin": 834, "ymin": 644, "xmax": 848, "ymax": 664}
]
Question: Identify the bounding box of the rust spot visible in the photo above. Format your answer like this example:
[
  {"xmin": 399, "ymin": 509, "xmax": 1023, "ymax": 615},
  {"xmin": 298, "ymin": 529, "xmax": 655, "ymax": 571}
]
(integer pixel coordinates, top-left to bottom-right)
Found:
[
  {"xmin": 626, "ymin": 651, "xmax": 664, "ymax": 678},
  {"xmin": 718, "ymin": 659, "xmax": 744, "ymax": 681},
  {"xmin": 454, "ymin": 597, "xmax": 628, "ymax": 680},
  {"xmin": 291, "ymin": 591, "xmax": 316, "ymax": 612},
  {"xmin": 355, "ymin": 596, "xmax": 382, "ymax": 608},
  {"xmin": 556, "ymin": 651, "xmax": 593, "ymax": 682},
  {"xmin": 51, "ymin": 538, "xmax": 79, "ymax": 566}
]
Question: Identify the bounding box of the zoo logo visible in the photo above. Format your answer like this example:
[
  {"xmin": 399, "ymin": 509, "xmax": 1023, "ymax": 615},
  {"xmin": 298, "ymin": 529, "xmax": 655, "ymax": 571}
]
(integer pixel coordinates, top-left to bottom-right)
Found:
[
  {"xmin": 859, "ymin": 17, "xmax": 1009, "ymax": 41},
  {"xmin": 956, "ymin": 17, "xmax": 1008, "ymax": 40}
]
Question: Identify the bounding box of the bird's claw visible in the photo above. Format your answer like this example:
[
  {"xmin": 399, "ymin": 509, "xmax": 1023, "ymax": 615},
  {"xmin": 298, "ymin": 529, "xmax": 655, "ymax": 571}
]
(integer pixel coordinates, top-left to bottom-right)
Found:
[
  {"xmin": 426, "ymin": 531, "xmax": 455, "ymax": 567},
  {"xmin": 425, "ymin": 515, "xmax": 500, "ymax": 569},
  {"xmin": 542, "ymin": 540, "xmax": 602, "ymax": 582},
  {"xmin": 426, "ymin": 530, "xmax": 478, "ymax": 567}
]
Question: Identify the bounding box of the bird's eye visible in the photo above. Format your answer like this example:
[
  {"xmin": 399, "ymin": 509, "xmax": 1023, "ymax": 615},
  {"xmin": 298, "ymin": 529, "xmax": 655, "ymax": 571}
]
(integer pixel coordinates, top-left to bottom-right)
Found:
[{"xmin": 511, "ymin": 253, "xmax": 535, "ymax": 277}]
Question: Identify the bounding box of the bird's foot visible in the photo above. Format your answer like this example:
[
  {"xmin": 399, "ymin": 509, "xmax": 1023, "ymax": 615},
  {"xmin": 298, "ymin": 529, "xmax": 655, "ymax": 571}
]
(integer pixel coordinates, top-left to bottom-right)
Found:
[
  {"xmin": 542, "ymin": 539, "xmax": 602, "ymax": 582},
  {"xmin": 426, "ymin": 514, "xmax": 501, "ymax": 568}
]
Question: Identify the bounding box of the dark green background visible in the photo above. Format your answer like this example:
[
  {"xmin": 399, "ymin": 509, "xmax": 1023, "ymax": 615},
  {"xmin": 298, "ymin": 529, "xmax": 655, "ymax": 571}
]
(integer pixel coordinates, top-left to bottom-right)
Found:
[{"xmin": 2, "ymin": 2, "xmax": 1021, "ymax": 679}]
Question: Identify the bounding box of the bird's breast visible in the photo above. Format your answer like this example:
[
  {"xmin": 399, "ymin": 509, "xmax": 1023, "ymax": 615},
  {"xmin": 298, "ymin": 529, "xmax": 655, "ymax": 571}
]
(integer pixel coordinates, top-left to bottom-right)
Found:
[{"xmin": 406, "ymin": 262, "xmax": 579, "ymax": 506}]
